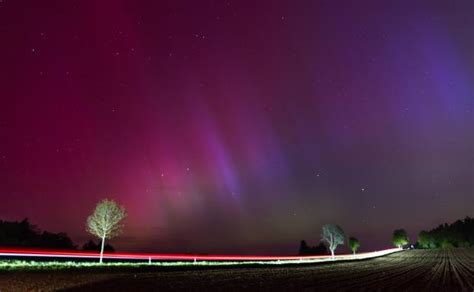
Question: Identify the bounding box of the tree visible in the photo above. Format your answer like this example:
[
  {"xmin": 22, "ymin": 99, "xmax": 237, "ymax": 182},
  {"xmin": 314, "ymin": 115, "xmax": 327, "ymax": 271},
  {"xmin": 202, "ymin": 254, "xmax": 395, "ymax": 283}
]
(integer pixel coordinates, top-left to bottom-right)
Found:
[
  {"xmin": 82, "ymin": 239, "xmax": 115, "ymax": 252},
  {"xmin": 417, "ymin": 231, "xmax": 435, "ymax": 249},
  {"xmin": 321, "ymin": 224, "xmax": 345, "ymax": 259},
  {"xmin": 348, "ymin": 237, "xmax": 360, "ymax": 255},
  {"xmin": 0, "ymin": 218, "xmax": 76, "ymax": 249},
  {"xmin": 298, "ymin": 240, "xmax": 309, "ymax": 255},
  {"xmin": 392, "ymin": 229, "xmax": 409, "ymax": 249},
  {"xmin": 298, "ymin": 240, "xmax": 328, "ymax": 256},
  {"xmin": 412, "ymin": 216, "xmax": 474, "ymax": 248},
  {"xmin": 37, "ymin": 231, "xmax": 76, "ymax": 249},
  {"xmin": 86, "ymin": 199, "xmax": 126, "ymax": 263}
]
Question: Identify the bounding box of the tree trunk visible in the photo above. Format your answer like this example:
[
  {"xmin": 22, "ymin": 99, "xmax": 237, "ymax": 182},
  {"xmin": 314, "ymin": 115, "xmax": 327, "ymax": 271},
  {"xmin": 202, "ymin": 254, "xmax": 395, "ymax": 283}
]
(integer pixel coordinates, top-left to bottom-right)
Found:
[
  {"xmin": 331, "ymin": 249, "xmax": 335, "ymax": 259},
  {"xmin": 353, "ymin": 250, "xmax": 355, "ymax": 256},
  {"xmin": 100, "ymin": 235, "xmax": 106, "ymax": 264}
]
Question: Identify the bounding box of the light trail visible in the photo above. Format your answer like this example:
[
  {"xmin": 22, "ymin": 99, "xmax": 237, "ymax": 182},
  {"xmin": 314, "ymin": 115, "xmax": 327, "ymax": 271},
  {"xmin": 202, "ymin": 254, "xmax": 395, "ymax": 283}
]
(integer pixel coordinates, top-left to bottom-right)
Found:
[{"xmin": 0, "ymin": 248, "xmax": 402, "ymax": 263}]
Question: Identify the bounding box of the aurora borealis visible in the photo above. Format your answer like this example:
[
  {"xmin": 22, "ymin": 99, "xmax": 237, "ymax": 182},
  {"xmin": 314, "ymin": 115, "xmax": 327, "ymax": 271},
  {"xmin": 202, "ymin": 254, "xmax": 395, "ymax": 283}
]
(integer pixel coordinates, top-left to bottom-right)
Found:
[{"xmin": 0, "ymin": 1, "xmax": 473, "ymax": 254}]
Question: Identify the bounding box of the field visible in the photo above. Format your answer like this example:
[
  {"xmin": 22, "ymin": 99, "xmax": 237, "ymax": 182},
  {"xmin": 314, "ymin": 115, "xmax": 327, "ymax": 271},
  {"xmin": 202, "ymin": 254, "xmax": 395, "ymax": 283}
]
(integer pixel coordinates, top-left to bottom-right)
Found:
[{"xmin": 0, "ymin": 249, "xmax": 473, "ymax": 291}]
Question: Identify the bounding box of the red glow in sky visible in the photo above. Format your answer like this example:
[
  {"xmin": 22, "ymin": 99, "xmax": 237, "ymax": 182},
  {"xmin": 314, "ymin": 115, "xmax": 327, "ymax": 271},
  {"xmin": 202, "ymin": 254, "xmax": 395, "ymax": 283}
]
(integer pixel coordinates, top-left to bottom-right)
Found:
[{"xmin": 0, "ymin": 0, "xmax": 473, "ymax": 254}]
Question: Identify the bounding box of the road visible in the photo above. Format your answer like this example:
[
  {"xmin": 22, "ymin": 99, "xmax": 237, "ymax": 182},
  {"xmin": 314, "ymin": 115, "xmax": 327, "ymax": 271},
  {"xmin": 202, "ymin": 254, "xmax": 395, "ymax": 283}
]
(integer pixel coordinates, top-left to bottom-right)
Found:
[
  {"xmin": 0, "ymin": 247, "xmax": 398, "ymax": 262},
  {"xmin": 0, "ymin": 249, "xmax": 473, "ymax": 291}
]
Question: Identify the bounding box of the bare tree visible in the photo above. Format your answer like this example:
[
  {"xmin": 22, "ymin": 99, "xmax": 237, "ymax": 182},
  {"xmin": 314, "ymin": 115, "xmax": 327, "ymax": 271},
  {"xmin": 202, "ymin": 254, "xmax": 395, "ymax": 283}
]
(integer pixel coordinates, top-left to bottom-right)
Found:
[
  {"xmin": 321, "ymin": 224, "xmax": 345, "ymax": 259},
  {"xmin": 86, "ymin": 199, "xmax": 127, "ymax": 263}
]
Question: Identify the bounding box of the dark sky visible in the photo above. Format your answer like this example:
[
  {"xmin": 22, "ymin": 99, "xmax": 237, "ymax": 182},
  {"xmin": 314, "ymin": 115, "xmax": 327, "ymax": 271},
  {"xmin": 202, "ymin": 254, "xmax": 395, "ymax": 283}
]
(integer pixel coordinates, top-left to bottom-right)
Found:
[{"xmin": 0, "ymin": 0, "xmax": 473, "ymax": 255}]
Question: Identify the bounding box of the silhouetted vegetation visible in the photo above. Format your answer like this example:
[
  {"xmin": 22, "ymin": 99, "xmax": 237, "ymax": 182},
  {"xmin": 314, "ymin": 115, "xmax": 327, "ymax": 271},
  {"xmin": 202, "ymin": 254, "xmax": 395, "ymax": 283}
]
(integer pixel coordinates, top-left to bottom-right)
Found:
[
  {"xmin": 417, "ymin": 217, "xmax": 474, "ymax": 249},
  {"xmin": 82, "ymin": 240, "xmax": 115, "ymax": 252},
  {"xmin": 0, "ymin": 218, "xmax": 76, "ymax": 249},
  {"xmin": 298, "ymin": 240, "xmax": 328, "ymax": 255}
]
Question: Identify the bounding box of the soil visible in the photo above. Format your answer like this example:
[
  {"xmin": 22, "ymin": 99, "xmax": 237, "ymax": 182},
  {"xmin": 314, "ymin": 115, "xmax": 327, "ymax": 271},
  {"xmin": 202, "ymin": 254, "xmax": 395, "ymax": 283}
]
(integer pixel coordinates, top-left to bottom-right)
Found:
[{"xmin": 1, "ymin": 249, "xmax": 473, "ymax": 291}]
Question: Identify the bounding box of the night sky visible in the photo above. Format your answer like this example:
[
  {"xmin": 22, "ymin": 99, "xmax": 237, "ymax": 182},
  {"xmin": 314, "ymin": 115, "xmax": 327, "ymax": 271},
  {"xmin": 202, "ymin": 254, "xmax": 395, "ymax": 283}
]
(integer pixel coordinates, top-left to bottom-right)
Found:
[{"xmin": 0, "ymin": 1, "xmax": 473, "ymax": 255}]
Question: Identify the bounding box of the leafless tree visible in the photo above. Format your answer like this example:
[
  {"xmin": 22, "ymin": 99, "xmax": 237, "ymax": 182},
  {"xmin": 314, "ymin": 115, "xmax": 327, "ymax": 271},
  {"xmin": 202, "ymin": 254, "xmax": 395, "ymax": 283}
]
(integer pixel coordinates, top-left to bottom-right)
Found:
[
  {"xmin": 322, "ymin": 224, "xmax": 345, "ymax": 259},
  {"xmin": 86, "ymin": 199, "xmax": 126, "ymax": 263}
]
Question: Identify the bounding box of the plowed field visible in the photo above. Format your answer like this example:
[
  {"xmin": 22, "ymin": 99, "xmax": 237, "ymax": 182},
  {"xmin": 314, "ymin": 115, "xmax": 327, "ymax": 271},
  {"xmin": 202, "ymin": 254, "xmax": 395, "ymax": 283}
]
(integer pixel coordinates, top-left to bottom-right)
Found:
[{"xmin": 1, "ymin": 249, "xmax": 474, "ymax": 291}]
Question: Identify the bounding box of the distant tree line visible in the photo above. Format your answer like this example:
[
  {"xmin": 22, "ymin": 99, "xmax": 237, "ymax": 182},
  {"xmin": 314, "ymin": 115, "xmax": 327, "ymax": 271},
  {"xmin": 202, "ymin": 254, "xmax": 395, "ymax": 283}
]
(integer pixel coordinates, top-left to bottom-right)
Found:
[
  {"xmin": 82, "ymin": 239, "xmax": 115, "ymax": 252},
  {"xmin": 0, "ymin": 218, "xmax": 114, "ymax": 252},
  {"xmin": 298, "ymin": 240, "xmax": 327, "ymax": 255},
  {"xmin": 417, "ymin": 217, "xmax": 474, "ymax": 249},
  {"xmin": 0, "ymin": 218, "xmax": 76, "ymax": 249}
]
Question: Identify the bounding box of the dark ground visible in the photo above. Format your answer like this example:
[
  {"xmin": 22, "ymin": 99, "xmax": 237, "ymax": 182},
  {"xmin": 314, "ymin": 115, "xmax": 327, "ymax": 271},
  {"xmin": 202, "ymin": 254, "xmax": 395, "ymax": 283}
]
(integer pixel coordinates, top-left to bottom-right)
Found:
[{"xmin": 0, "ymin": 249, "xmax": 473, "ymax": 291}]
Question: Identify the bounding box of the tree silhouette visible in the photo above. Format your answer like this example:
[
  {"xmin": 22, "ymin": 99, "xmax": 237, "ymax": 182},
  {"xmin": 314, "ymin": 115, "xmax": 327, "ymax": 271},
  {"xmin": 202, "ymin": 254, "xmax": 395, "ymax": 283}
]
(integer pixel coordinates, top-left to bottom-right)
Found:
[
  {"xmin": 0, "ymin": 218, "xmax": 76, "ymax": 249},
  {"xmin": 299, "ymin": 240, "xmax": 310, "ymax": 255},
  {"xmin": 298, "ymin": 240, "xmax": 328, "ymax": 255},
  {"xmin": 82, "ymin": 239, "xmax": 115, "ymax": 252}
]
